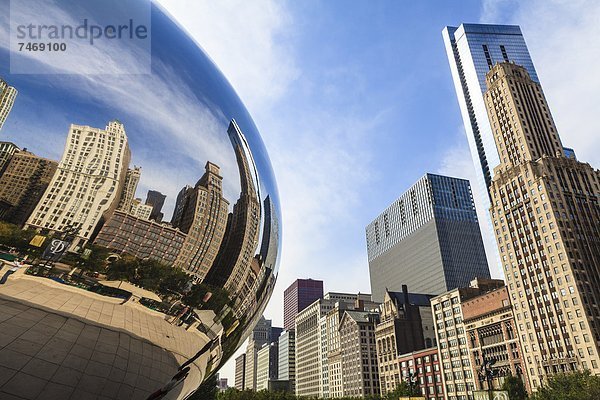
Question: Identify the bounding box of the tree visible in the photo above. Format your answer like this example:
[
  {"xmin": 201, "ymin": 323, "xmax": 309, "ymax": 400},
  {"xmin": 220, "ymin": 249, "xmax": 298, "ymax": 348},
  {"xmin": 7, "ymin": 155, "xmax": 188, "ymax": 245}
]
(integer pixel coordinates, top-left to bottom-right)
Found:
[
  {"xmin": 501, "ymin": 375, "xmax": 528, "ymax": 400},
  {"xmin": 530, "ymin": 370, "xmax": 600, "ymax": 400},
  {"xmin": 386, "ymin": 380, "xmax": 420, "ymax": 399}
]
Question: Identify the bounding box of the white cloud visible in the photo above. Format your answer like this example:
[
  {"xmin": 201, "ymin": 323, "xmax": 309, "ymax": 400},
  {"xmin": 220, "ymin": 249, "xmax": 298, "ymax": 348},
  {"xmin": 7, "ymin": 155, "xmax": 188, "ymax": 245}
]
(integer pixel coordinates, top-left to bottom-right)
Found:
[
  {"xmin": 157, "ymin": 0, "xmax": 384, "ymax": 381},
  {"xmin": 157, "ymin": 0, "xmax": 298, "ymax": 113}
]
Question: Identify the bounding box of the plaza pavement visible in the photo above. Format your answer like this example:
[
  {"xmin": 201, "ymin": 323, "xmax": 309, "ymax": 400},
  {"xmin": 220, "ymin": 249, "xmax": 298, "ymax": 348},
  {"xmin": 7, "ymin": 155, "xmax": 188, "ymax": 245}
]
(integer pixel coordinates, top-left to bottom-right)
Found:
[{"xmin": 0, "ymin": 270, "xmax": 212, "ymax": 400}]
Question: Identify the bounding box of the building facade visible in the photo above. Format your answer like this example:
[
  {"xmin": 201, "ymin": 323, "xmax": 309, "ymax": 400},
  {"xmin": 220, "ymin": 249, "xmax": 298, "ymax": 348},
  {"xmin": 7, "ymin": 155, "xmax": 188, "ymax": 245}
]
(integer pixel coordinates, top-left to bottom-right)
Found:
[
  {"xmin": 462, "ymin": 286, "xmax": 529, "ymax": 392},
  {"xmin": 0, "ymin": 142, "xmax": 19, "ymax": 172},
  {"xmin": 395, "ymin": 347, "xmax": 444, "ymax": 400},
  {"xmin": 94, "ymin": 210, "xmax": 186, "ymax": 265},
  {"xmin": 234, "ymin": 353, "xmax": 246, "ymax": 390},
  {"xmin": 0, "ymin": 78, "xmax": 17, "ymax": 130},
  {"xmin": 283, "ymin": 278, "xmax": 324, "ymax": 331},
  {"xmin": 130, "ymin": 198, "xmax": 153, "ymax": 220},
  {"xmin": 432, "ymin": 278, "xmax": 504, "ymax": 400},
  {"xmin": 117, "ymin": 166, "xmax": 141, "ymax": 213},
  {"xmin": 485, "ymin": 62, "xmax": 600, "ymax": 389},
  {"xmin": 0, "ymin": 150, "xmax": 57, "ymax": 226},
  {"xmin": 145, "ymin": 189, "xmax": 166, "ymax": 222},
  {"xmin": 172, "ymin": 162, "xmax": 229, "ymax": 282},
  {"xmin": 367, "ymin": 173, "xmax": 490, "ymax": 301},
  {"xmin": 256, "ymin": 342, "xmax": 279, "ymax": 391},
  {"xmin": 375, "ymin": 286, "xmax": 436, "ymax": 395},
  {"xmin": 26, "ymin": 121, "xmax": 130, "ymax": 248},
  {"xmin": 244, "ymin": 317, "xmax": 283, "ymax": 391},
  {"xmin": 339, "ymin": 310, "xmax": 380, "ymax": 397},
  {"xmin": 278, "ymin": 330, "xmax": 295, "ymax": 393},
  {"xmin": 295, "ymin": 292, "xmax": 379, "ymax": 397},
  {"xmin": 442, "ymin": 24, "xmax": 538, "ymax": 203}
]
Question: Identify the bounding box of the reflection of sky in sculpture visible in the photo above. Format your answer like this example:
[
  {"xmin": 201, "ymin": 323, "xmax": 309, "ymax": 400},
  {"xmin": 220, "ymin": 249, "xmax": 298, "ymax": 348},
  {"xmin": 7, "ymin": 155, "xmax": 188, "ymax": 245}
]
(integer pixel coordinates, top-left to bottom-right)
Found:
[
  {"xmin": 0, "ymin": 0, "xmax": 281, "ymax": 396},
  {"xmin": 0, "ymin": 0, "xmax": 280, "ymax": 233}
]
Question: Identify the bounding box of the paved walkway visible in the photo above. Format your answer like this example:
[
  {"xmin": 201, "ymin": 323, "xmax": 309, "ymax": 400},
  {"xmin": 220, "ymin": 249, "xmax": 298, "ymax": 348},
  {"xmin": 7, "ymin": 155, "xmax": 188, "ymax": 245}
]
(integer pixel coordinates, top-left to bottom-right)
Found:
[{"xmin": 0, "ymin": 275, "xmax": 212, "ymax": 400}]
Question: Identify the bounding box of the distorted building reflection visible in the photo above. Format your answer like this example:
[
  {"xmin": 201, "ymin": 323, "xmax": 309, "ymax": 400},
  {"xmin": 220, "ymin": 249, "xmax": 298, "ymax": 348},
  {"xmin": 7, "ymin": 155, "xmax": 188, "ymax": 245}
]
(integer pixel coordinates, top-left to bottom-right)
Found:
[
  {"xmin": 205, "ymin": 120, "xmax": 262, "ymax": 316},
  {"xmin": 0, "ymin": 2, "xmax": 281, "ymax": 397},
  {"xmin": 25, "ymin": 121, "xmax": 131, "ymax": 249},
  {"xmin": 172, "ymin": 162, "xmax": 229, "ymax": 282}
]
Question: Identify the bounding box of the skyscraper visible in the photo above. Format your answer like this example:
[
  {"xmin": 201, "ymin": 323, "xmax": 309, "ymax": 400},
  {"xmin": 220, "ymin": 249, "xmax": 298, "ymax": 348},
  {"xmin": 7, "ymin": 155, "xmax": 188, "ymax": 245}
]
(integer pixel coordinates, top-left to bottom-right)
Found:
[
  {"xmin": 117, "ymin": 166, "xmax": 141, "ymax": 213},
  {"xmin": 0, "ymin": 78, "xmax": 17, "ymax": 131},
  {"xmin": 339, "ymin": 310, "xmax": 380, "ymax": 397},
  {"xmin": 205, "ymin": 120, "xmax": 261, "ymax": 307},
  {"xmin": 172, "ymin": 162, "xmax": 229, "ymax": 282},
  {"xmin": 0, "ymin": 142, "xmax": 19, "ymax": 172},
  {"xmin": 244, "ymin": 317, "xmax": 283, "ymax": 391},
  {"xmin": 0, "ymin": 150, "xmax": 57, "ymax": 226},
  {"xmin": 442, "ymin": 24, "xmax": 538, "ymax": 202},
  {"xmin": 256, "ymin": 342, "xmax": 279, "ymax": 391},
  {"xmin": 366, "ymin": 173, "xmax": 490, "ymax": 301},
  {"xmin": 295, "ymin": 292, "xmax": 375, "ymax": 398},
  {"xmin": 283, "ymin": 279, "xmax": 324, "ymax": 330},
  {"xmin": 26, "ymin": 121, "xmax": 130, "ymax": 248},
  {"xmin": 484, "ymin": 62, "xmax": 600, "ymax": 389},
  {"xmin": 145, "ymin": 189, "xmax": 166, "ymax": 222},
  {"xmin": 431, "ymin": 278, "xmax": 505, "ymax": 399},
  {"xmin": 234, "ymin": 353, "xmax": 246, "ymax": 390},
  {"xmin": 278, "ymin": 330, "xmax": 296, "ymax": 393}
]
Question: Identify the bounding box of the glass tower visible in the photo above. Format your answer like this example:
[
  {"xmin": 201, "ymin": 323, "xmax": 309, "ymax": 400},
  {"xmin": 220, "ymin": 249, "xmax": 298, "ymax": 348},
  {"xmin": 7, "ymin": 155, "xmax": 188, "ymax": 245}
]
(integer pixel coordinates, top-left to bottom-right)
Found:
[
  {"xmin": 442, "ymin": 24, "xmax": 538, "ymax": 203},
  {"xmin": 366, "ymin": 173, "xmax": 490, "ymax": 301}
]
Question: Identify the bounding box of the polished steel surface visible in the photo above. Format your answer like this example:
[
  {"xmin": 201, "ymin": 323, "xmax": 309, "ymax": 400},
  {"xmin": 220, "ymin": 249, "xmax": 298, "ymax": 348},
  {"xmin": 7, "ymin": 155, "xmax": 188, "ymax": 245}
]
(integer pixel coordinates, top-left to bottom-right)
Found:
[{"xmin": 0, "ymin": 1, "xmax": 280, "ymax": 399}]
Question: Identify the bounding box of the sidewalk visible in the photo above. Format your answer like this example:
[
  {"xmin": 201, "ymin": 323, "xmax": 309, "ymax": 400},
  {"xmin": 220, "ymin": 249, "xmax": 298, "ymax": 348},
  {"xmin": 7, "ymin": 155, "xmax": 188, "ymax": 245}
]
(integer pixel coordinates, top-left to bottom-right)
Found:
[{"xmin": 0, "ymin": 275, "xmax": 212, "ymax": 399}]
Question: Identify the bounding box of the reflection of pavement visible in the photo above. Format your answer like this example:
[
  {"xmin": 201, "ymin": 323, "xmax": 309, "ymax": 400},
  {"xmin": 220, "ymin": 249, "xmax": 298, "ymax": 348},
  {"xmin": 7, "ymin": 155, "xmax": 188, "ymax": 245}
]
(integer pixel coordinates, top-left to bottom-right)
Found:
[{"xmin": 0, "ymin": 276, "xmax": 211, "ymax": 399}]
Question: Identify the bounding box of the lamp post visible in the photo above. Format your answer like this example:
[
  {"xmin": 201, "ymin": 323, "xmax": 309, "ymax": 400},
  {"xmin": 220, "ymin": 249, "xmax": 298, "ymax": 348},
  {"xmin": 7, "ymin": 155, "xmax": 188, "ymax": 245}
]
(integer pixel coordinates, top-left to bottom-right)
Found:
[{"xmin": 480, "ymin": 357, "xmax": 496, "ymax": 399}]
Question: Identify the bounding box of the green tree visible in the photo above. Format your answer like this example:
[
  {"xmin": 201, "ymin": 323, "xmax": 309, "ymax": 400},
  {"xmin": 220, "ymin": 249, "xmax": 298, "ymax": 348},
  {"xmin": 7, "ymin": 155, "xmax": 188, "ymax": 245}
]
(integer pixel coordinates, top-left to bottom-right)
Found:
[
  {"xmin": 79, "ymin": 244, "xmax": 111, "ymax": 274},
  {"xmin": 385, "ymin": 380, "xmax": 420, "ymax": 399},
  {"xmin": 0, "ymin": 221, "xmax": 37, "ymax": 253},
  {"xmin": 501, "ymin": 375, "xmax": 528, "ymax": 400},
  {"xmin": 530, "ymin": 370, "xmax": 600, "ymax": 400}
]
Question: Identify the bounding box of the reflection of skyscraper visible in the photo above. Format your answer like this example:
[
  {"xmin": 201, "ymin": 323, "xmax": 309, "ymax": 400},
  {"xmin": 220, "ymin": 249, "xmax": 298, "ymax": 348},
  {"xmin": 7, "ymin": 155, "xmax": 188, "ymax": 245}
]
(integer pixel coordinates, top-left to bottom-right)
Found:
[
  {"xmin": 171, "ymin": 184, "xmax": 192, "ymax": 227},
  {"xmin": 0, "ymin": 78, "xmax": 17, "ymax": 131},
  {"xmin": 117, "ymin": 166, "xmax": 141, "ymax": 213},
  {"xmin": 0, "ymin": 150, "xmax": 57, "ymax": 226},
  {"xmin": 259, "ymin": 195, "xmax": 279, "ymax": 271},
  {"xmin": 173, "ymin": 162, "xmax": 229, "ymax": 282},
  {"xmin": 206, "ymin": 120, "xmax": 261, "ymax": 297},
  {"xmin": 130, "ymin": 198, "xmax": 153, "ymax": 220},
  {"xmin": 95, "ymin": 209, "xmax": 187, "ymax": 265},
  {"xmin": 26, "ymin": 121, "xmax": 130, "ymax": 248},
  {"xmin": 366, "ymin": 173, "xmax": 490, "ymax": 301},
  {"xmin": 485, "ymin": 62, "xmax": 600, "ymax": 389},
  {"xmin": 0, "ymin": 142, "xmax": 19, "ymax": 172},
  {"xmin": 145, "ymin": 190, "xmax": 166, "ymax": 222}
]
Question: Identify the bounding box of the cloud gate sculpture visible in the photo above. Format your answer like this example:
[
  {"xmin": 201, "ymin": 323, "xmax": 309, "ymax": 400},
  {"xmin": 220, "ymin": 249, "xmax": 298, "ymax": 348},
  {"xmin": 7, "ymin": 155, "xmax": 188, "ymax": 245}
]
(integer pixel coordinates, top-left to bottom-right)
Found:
[{"xmin": 0, "ymin": 1, "xmax": 281, "ymax": 399}]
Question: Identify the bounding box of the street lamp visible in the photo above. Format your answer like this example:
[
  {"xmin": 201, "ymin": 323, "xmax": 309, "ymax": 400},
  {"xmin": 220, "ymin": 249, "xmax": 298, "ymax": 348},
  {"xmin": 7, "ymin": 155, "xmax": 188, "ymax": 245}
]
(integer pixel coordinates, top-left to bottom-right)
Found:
[{"xmin": 480, "ymin": 357, "xmax": 496, "ymax": 398}]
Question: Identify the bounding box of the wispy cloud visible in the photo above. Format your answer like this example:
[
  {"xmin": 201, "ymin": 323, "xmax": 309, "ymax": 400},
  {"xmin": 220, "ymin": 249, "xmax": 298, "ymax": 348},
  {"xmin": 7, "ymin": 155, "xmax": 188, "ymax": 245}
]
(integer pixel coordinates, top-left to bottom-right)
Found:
[
  {"xmin": 2, "ymin": 1, "xmax": 243, "ymax": 214},
  {"xmin": 158, "ymin": 0, "xmax": 386, "ymax": 379},
  {"xmin": 157, "ymin": 0, "xmax": 298, "ymax": 113}
]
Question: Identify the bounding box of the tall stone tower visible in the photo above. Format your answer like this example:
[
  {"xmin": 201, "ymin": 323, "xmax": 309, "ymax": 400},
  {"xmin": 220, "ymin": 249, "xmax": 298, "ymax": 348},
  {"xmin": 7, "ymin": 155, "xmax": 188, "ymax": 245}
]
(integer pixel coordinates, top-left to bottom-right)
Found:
[{"xmin": 485, "ymin": 62, "xmax": 600, "ymax": 390}]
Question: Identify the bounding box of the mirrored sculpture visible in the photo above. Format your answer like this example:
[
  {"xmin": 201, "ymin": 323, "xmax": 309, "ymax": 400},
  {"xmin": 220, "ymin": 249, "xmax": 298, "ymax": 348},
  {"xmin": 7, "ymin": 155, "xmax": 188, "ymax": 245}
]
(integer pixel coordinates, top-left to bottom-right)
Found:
[{"xmin": 0, "ymin": 1, "xmax": 280, "ymax": 399}]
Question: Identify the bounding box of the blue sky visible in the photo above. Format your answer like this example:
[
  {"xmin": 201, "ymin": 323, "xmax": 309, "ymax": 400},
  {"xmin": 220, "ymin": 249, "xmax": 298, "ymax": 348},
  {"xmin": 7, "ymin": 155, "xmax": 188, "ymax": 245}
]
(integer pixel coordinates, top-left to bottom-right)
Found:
[{"xmin": 157, "ymin": 0, "xmax": 600, "ymax": 380}]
